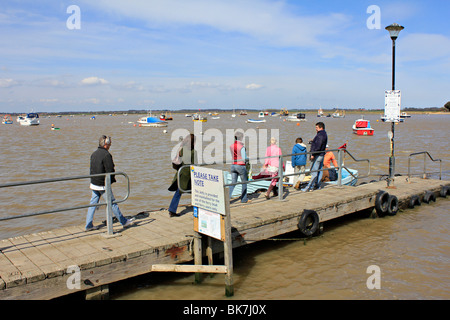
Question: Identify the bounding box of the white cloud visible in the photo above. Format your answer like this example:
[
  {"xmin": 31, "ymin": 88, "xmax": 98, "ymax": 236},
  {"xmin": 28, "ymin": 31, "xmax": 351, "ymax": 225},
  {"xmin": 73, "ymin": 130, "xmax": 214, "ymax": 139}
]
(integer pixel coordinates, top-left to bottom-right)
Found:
[
  {"xmin": 245, "ymin": 83, "xmax": 263, "ymax": 90},
  {"xmin": 80, "ymin": 76, "xmax": 109, "ymax": 86},
  {"xmin": 83, "ymin": 0, "xmax": 350, "ymax": 48},
  {"xmin": 0, "ymin": 78, "xmax": 18, "ymax": 88}
]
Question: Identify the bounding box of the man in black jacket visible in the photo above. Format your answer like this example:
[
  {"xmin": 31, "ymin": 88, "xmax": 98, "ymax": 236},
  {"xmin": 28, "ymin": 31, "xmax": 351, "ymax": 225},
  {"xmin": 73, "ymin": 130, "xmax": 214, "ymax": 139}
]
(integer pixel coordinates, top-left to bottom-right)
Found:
[
  {"xmin": 301, "ymin": 122, "xmax": 328, "ymax": 192},
  {"xmin": 85, "ymin": 135, "xmax": 134, "ymax": 231}
]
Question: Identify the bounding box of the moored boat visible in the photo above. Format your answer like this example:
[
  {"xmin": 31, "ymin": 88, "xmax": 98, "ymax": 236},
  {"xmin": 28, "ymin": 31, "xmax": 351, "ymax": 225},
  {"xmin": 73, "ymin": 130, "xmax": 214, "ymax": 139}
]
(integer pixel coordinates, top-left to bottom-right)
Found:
[
  {"xmin": 2, "ymin": 114, "xmax": 13, "ymax": 124},
  {"xmin": 137, "ymin": 113, "xmax": 168, "ymax": 127},
  {"xmin": 286, "ymin": 113, "xmax": 306, "ymax": 121},
  {"xmin": 352, "ymin": 119, "xmax": 374, "ymax": 136},
  {"xmin": 246, "ymin": 118, "xmax": 266, "ymax": 123},
  {"xmin": 19, "ymin": 113, "xmax": 40, "ymax": 126},
  {"xmin": 192, "ymin": 114, "xmax": 207, "ymax": 122}
]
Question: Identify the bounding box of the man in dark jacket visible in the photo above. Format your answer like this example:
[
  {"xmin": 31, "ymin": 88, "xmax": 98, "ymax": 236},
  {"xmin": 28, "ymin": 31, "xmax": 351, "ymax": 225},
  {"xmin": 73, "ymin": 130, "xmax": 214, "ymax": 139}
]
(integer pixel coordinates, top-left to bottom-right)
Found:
[
  {"xmin": 85, "ymin": 135, "xmax": 134, "ymax": 231},
  {"xmin": 301, "ymin": 122, "xmax": 328, "ymax": 192}
]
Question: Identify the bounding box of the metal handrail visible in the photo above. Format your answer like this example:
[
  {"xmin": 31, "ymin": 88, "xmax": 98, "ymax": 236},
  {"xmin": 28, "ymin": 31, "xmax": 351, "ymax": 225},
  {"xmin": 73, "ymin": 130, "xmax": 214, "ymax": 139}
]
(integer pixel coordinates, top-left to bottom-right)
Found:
[
  {"xmin": 177, "ymin": 148, "xmax": 371, "ymax": 201},
  {"xmin": 407, "ymin": 151, "xmax": 442, "ymax": 181},
  {"xmin": 0, "ymin": 172, "xmax": 130, "ymax": 236}
]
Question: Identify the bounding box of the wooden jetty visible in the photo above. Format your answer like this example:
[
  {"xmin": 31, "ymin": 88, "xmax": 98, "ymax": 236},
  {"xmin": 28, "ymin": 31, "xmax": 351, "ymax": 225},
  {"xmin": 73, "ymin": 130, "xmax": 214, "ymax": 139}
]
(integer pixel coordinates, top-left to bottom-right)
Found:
[{"xmin": 0, "ymin": 177, "xmax": 448, "ymax": 300}]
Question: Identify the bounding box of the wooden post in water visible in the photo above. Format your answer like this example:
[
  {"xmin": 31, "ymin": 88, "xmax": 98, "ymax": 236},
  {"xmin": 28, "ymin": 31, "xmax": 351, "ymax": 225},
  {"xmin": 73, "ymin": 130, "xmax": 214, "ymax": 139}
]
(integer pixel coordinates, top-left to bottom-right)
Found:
[
  {"xmin": 193, "ymin": 231, "xmax": 203, "ymax": 284},
  {"xmin": 223, "ymin": 188, "xmax": 234, "ymax": 297}
]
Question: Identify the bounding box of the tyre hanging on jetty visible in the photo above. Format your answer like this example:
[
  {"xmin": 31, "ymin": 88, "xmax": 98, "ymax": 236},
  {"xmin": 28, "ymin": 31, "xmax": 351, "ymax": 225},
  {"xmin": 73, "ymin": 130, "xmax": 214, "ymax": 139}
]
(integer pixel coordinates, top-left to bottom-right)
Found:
[
  {"xmin": 298, "ymin": 210, "xmax": 320, "ymax": 237},
  {"xmin": 375, "ymin": 191, "xmax": 390, "ymax": 217},
  {"xmin": 408, "ymin": 195, "xmax": 421, "ymax": 208},
  {"xmin": 387, "ymin": 195, "xmax": 399, "ymax": 216},
  {"xmin": 440, "ymin": 186, "xmax": 449, "ymax": 198},
  {"xmin": 423, "ymin": 191, "xmax": 436, "ymax": 204}
]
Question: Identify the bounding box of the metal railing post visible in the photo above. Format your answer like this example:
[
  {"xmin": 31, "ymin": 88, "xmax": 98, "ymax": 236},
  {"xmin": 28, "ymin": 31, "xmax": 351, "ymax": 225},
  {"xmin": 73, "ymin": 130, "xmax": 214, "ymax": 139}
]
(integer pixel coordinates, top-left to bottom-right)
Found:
[
  {"xmin": 104, "ymin": 173, "xmax": 114, "ymax": 236},
  {"xmin": 337, "ymin": 148, "xmax": 343, "ymax": 187},
  {"xmin": 278, "ymin": 154, "xmax": 283, "ymax": 201}
]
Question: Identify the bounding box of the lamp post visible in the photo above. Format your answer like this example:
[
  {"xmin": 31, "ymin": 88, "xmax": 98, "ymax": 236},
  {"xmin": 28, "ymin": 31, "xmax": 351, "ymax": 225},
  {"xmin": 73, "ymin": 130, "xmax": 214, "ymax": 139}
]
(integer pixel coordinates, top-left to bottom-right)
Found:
[{"xmin": 385, "ymin": 23, "xmax": 404, "ymax": 187}]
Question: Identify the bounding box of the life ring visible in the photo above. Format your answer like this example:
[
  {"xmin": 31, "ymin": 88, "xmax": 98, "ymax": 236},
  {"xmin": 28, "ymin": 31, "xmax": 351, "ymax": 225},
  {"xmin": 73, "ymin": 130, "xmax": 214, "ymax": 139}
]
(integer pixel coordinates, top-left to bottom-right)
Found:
[
  {"xmin": 387, "ymin": 195, "xmax": 399, "ymax": 216},
  {"xmin": 423, "ymin": 191, "xmax": 436, "ymax": 204},
  {"xmin": 440, "ymin": 186, "xmax": 449, "ymax": 198},
  {"xmin": 298, "ymin": 210, "xmax": 320, "ymax": 237},
  {"xmin": 408, "ymin": 195, "xmax": 421, "ymax": 208},
  {"xmin": 375, "ymin": 191, "xmax": 390, "ymax": 216}
]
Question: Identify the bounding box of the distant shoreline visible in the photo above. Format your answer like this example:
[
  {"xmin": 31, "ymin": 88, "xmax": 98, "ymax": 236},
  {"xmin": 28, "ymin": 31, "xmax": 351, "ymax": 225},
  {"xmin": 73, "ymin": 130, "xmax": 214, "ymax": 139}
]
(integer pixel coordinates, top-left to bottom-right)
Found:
[{"xmin": 2, "ymin": 109, "xmax": 448, "ymax": 116}]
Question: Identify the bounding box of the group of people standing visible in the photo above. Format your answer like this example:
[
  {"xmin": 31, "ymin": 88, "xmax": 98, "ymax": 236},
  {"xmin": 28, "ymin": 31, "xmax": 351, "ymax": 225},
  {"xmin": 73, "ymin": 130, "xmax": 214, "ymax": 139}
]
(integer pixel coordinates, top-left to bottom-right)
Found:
[
  {"xmin": 167, "ymin": 121, "xmax": 332, "ymax": 215},
  {"xmin": 85, "ymin": 121, "xmax": 332, "ymax": 230}
]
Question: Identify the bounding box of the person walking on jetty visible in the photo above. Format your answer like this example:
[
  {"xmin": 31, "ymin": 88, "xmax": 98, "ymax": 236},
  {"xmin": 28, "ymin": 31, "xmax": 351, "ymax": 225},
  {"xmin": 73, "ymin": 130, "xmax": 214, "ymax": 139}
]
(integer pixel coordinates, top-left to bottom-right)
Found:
[
  {"xmin": 301, "ymin": 122, "xmax": 328, "ymax": 192},
  {"xmin": 168, "ymin": 133, "xmax": 197, "ymax": 217},
  {"xmin": 229, "ymin": 131, "xmax": 250, "ymax": 203},
  {"xmin": 262, "ymin": 137, "xmax": 284, "ymax": 199},
  {"xmin": 85, "ymin": 135, "xmax": 135, "ymax": 231},
  {"xmin": 291, "ymin": 137, "xmax": 307, "ymax": 190}
]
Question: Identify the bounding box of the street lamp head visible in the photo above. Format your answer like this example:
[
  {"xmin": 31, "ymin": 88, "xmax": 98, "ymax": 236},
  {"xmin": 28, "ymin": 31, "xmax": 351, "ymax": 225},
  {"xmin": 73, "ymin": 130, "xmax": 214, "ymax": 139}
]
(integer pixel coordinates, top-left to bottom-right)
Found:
[{"xmin": 386, "ymin": 23, "xmax": 404, "ymax": 40}]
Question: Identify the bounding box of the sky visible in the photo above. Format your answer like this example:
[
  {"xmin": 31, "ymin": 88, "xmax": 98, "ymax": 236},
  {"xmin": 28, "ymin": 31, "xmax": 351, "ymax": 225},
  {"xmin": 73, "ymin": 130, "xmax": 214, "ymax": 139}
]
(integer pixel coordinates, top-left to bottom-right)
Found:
[{"xmin": 0, "ymin": 0, "xmax": 449, "ymax": 113}]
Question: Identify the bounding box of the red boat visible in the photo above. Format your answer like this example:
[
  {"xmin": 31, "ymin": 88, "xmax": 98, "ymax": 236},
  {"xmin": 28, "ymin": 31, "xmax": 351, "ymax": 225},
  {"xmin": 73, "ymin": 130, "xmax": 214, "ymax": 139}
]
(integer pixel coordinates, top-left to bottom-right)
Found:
[{"xmin": 352, "ymin": 119, "xmax": 374, "ymax": 136}]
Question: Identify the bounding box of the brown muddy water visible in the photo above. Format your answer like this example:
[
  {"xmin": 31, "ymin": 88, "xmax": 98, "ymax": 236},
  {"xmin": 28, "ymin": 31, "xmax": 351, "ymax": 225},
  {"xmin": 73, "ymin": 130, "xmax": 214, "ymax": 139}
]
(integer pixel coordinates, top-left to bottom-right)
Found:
[{"xmin": 0, "ymin": 112, "xmax": 449, "ymax": 299}]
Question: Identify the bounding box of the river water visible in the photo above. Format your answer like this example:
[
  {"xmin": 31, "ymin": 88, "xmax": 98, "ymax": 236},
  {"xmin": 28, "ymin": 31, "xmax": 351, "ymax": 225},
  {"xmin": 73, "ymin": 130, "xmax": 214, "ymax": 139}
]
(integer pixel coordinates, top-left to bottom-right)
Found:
[{"xmin": 0, "ymin": 111, "xmax": 449, "ymax": 299}]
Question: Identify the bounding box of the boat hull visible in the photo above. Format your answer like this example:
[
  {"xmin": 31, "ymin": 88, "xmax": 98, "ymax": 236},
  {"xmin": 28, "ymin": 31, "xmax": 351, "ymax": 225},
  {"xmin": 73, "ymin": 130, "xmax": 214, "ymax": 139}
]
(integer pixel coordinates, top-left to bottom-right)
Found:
[{"xmin": 352, "ymin": 128, "xmax": 374, "ymax": 136}]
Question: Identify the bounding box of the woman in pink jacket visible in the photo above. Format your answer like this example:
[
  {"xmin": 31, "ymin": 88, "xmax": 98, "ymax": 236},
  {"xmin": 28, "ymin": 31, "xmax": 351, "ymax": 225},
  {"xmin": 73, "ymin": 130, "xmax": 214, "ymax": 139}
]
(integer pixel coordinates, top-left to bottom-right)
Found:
[{"xmin": 262, "ymin": 137, "xmax": 284, "ymax": 199}]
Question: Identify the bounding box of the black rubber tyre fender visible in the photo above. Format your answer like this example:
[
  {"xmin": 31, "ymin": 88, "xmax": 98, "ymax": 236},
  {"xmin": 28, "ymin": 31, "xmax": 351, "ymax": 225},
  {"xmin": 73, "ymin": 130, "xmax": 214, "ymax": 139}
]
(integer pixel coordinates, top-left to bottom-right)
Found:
[
  {"xmin": 387, "ymin": 195, "xmax": 399, "ymax": 216},
  {"xmin": 440, "ymin": 186, "xmax": 449, "ymax": 198},
  {"xmin": 298, "ymin": 210, "xmax": 320, "ymax": 237},
  {"xmin": 408, "ymin": 195, "xmax": 421, "ymax": 208},
  {"xmin": 375, "ymin": 191, "xmax": 390, "ymax": 216},
  {"xmin": 423, "ymin": 191, "xmax": 436, "ymax": 204}
]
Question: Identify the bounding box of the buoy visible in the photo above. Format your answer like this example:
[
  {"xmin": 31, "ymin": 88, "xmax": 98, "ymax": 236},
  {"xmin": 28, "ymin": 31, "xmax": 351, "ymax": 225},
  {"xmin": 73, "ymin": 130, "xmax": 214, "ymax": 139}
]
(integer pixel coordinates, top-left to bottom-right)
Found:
[
  {"xmin": 163, "ymin": 129, "xmax": 168, "ymax": 133},
  {"xmin": 296, "ymin": 123, "xmax": 300, "ymax": 126}
]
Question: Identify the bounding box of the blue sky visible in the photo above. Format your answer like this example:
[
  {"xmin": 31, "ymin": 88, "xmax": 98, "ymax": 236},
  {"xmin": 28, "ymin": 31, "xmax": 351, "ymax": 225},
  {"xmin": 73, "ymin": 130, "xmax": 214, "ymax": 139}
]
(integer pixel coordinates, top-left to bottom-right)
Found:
[{"xmin": 0, "ymin": 0, "xmax": 449, "ymax": 113}]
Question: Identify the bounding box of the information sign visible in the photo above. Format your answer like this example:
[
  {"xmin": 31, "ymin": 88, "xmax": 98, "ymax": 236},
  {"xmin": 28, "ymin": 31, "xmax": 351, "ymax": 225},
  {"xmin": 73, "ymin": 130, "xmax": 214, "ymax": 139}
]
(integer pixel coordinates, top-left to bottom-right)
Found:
[
  {"xmin": 384, "ymin": 90, "xmax": 401, "ymax": 122},
  {"xmin": 190, "ymin": 166, "xmax": 226, "ymax": 215}
]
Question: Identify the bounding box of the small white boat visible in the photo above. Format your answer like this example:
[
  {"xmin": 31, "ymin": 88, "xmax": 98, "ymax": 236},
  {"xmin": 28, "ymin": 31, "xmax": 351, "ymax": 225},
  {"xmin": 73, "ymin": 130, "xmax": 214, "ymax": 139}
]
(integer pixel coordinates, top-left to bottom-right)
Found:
[
  {"xmin": 19, "ymin": 113, "xmax": 40, "ymax": 126},
  {"xmin": 258, "ymin": 112, "xmax": 265, "ymax": 118},
  {"xmin": 246, "ymin": 118, "xmax": 266, "ymax": 123},
  {"xmin": 137, "ymin": 114, "xmax": 168, "ymax": 127},
  {"xmin": 286, "ymin": 113, "xmax": 307, "ymax": 121},
  {"xmin": 332, "ymin": 110, "xmax": 345, "ymax": 118},
  {"xmin": 192, "ymin": 114, "xmax": 207, "ymax": 122},
  {"xmin": 211, "ymin": 116, "xmax": 220, "ymax": 120},
  {"xmin": 400, "ymin": 112, "xmax": 411, "ymax": 119}
]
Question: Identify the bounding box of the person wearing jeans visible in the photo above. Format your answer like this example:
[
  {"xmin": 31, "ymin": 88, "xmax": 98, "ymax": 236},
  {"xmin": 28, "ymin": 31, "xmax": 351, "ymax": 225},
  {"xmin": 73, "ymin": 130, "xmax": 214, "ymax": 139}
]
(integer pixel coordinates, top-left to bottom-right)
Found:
[
  {"xmin": 229, "ymin": 131, "xmax": 249, "ymax": 203},
  {"xmin": 85, "ymin": 135, "xmax": 135, "ymax": 231},
  {"xmin": 302, "ymin": 122, "xmax": 328, "ymax": 192}
]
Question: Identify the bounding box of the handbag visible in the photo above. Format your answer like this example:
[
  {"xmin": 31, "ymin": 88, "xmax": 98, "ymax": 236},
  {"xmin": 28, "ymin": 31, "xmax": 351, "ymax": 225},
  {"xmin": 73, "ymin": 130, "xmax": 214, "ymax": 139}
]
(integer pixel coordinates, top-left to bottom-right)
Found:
[{"xmin": 172, "ymin": 149, "xmax": 182, "ymax": 170}]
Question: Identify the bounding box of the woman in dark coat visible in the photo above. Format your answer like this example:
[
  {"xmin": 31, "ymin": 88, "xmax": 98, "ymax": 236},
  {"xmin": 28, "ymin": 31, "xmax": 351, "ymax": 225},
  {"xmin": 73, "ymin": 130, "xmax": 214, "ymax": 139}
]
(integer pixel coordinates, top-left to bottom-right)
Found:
[{"xmin": 168, "ymin": 134, "xmax": 197, "ymax": 217}]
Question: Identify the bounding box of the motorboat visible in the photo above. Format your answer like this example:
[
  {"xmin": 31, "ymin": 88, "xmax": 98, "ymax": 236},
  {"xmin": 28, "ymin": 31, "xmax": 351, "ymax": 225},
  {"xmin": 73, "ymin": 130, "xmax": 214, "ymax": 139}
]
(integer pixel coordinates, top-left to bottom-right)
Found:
[
  {"xmin": 258, "ymin": 112, "xmax": 265, "ymax": 118},
  {"xmin": 317, "ymin": 107, "xmax": 325, "ymax": 117},
  {"xmin": 332, "ymin": 110, "xmax": 345, "ymax": 118},
  {"xmin": 137, "ymin": 114, "xmax": 168, "ymax": 127},
  {"xmin": 192, "ymin": 114, "xmax": 207, "ymax": 122},
  {"xmin": 239, "ymin": 110, "xmax": 247, "ymax": 116},
  {"xmin": 246, "ymin": 118, "xmax": 266, "ymax": 123},
  {"xmin": 160, "ymin": 113, "xmax": 173, "ymax": 121},
  {"xmin": 352, "ymin": 119, "xmax": 374, "ymax": 136},
  {"xmin": 380, "ymin": 115, "xmax": 404, "ymax": 122},
  {"xmin": 400, "ymin": 112, "xmax": 411, "ymax": 119},
  {"xmin": 19, "ymin": 113, "xmax": 40, "ymax": 126},
  {"xmin": 286, "ymin": 113, "xmax": 306, "ymax": 122},
  {"xmin": 2, "ymin": 114, "xmax": 13, "ymax": 124}
]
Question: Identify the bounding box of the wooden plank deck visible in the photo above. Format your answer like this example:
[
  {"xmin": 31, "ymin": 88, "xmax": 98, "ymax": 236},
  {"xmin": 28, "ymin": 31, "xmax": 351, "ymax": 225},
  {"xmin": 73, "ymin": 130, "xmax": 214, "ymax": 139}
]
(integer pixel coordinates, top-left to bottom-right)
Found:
[{"xmin": 0, "ymin": 177, "xmax": 448, "ymax": 299}]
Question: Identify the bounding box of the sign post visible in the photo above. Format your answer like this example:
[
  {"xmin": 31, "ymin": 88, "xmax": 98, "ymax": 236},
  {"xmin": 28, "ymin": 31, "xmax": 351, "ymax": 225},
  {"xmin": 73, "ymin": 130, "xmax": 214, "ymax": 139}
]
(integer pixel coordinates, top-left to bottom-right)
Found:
[
  {"xmin": 191, "ymin": 165, "xmax": 234, "ymax": 296},
  {"xmin": 384, "ymin": 90, "xmax": 401, "ymax": 187}
]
